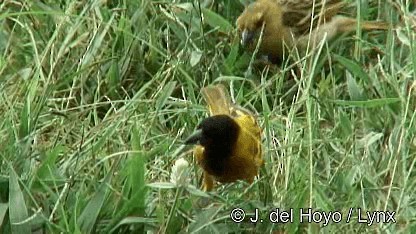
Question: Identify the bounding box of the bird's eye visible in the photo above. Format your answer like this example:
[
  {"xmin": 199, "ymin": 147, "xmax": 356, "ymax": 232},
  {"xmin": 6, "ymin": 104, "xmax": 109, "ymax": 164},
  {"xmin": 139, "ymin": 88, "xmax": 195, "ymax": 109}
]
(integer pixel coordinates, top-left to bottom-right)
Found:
[{"xmin": 255, "ymin": 20, "xmax": 264, "ymax": 29}]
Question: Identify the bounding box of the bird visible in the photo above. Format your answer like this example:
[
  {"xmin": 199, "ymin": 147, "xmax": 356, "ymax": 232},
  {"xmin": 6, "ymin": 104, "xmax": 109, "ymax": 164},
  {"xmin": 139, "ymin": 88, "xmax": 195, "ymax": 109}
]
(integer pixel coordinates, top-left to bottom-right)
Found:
[
  {"xmin": 184, "ymin": 84, "xmax": 263, "ymax": 191},
  {"xmin": 236, "ymin": 0, "xmax": 389, "ymax": 64}
]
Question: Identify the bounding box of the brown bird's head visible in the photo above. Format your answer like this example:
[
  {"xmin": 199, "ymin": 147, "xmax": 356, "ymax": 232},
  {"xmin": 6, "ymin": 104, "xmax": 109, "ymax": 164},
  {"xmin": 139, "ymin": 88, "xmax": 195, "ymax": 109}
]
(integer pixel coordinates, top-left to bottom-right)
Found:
[
  {"xmin": 184, "ymin": 115, "xmax": 239, "ymax": 154},
  {"xmin": 236, "ymin": 0, "xmax": 273, "ymax": 47}
]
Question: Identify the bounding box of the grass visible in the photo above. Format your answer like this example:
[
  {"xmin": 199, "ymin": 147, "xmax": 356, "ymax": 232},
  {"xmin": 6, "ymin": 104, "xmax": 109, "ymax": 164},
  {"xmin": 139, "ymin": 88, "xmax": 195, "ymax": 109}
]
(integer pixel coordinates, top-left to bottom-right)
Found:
[{"xmin": 0, "ymin": 0, "xmax": 415, "ymax": 233}]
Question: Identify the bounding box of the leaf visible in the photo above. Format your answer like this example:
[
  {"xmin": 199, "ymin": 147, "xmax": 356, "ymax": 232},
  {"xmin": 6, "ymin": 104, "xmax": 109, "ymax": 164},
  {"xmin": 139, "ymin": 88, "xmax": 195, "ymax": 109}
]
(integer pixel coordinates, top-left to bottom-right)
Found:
[
  {"xmin": 334, "ymin": 54, "xmax": 370, "ymax": 83},
  {"xmin": 9, "ymin": 168, "xmax": 30, "ymax": 234},
  {"xmin": 106, "ymin": 60, "xmax": 120, "ymax": 96},
  {"xmin": 357, "ymin": 132, "xmax": 384, "ymax": 149},
  {"xmin": 186, "ymin": 185, "xmax": 210, "ymax": 198},
  {"xmin": 396, "ymin": 28, "xmax": 410, "ymax": 46},
  {"xmin": 147, "ymin": 182, "xmax": 176, "ymax": 189},
  {"xmin": 111, "ymin": 217, "xmax": 157, "ymax": 231},
  {"xmin": 188, "ymin": 206, "xmax": 223, "ymax": 233},
  {"xmin": 338, "ymin": 111, "xmax": 352, "ymax": 137},
  {"xmin": 19, "ymin": 78, "xmax": 37, "ymax": 139},
  {"xmin": 103, "ymin": 125, "xmax": 148, "ymax": 233},
  {"xmin": 328, "ymin": 98, "xmax": 400, "ymax": 108},
  {"xmin": 346, "ymin": 72, "xmax": 366, "ymax": 101},
  {"xmin": 36, "ymin": 145, "xmax": 66, "ymax": 180},
  {"xmin": 107, "ymin": 187, "xmax": 147, "ymax": 233},
  {"xmin": 190, "ymin": 50, "xmax": 203, "ymax": 67},
  {"xmin": 175, "ymin": 3, "xmax": 193, "ymax": 11},
  {"xmin": 156, "ymin": 81, "xmax": 177, "ymax": 110},
  {"xmin": 223, "ymin": 39, "xmax": 240, "ymax": 73},
  {"xmin": 201, "ymin": 8, "xmax": 233, "ymax": 33},
  {"xmin": 130, "ymin": 124, "xmax": 146, "ymax": 214},
  {"xmin": 78, "ymin": 171, "xmax": 112, "ymax": 233},
  {"xmin": 0, "ymin": 203, "xmax": 8, "ymax": 228}
]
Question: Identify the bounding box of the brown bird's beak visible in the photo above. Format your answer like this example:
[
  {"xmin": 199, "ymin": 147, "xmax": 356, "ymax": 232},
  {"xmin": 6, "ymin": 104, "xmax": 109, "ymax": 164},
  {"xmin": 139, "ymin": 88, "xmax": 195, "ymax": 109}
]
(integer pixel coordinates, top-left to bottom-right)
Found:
[
  {"xmin": 241, "ymin": 29, "xmax": 255, "ymax": 46},
  {"xmin": 184, "ymin": 129, "xmax": 203, "ymax": 145}
]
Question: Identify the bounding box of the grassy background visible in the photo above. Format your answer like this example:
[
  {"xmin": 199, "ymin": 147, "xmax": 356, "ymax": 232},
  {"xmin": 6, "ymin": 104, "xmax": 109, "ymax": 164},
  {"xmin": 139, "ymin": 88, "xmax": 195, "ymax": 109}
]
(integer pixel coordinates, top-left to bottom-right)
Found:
[{"xmin": 1, "ymin": 0, "xmax": 415, "ymax": 233}]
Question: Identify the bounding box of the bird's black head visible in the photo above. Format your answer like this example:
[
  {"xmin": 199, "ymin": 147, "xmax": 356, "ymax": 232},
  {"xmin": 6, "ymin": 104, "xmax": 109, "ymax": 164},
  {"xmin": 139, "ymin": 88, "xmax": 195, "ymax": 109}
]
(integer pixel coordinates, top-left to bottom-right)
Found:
[{"xmin": 184, "ymin": 115, "xmax": 240, "ymax": 156}]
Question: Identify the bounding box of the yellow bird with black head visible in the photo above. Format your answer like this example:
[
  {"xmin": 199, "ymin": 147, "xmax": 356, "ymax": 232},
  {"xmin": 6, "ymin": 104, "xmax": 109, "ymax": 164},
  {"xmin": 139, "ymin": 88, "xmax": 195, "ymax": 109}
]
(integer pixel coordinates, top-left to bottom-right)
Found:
[{"xmin": 185, "ymin": 84, "xmax": 263, "ymax": 191}]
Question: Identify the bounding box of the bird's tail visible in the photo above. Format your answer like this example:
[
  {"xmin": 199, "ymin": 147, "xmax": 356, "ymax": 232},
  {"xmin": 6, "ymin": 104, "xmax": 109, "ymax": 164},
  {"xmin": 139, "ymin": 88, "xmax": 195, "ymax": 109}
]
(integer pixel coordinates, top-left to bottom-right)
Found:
[
  {"xmin": 336, "ymin": 16, "xmax": 390, "ymax": 33},
  {"xmin": 360, "ymin": 21, "xmax": 390, "ymax": 31},
  {"xmin": 201, "ymin": 84, "xmax": 231, "ymax": 116}
]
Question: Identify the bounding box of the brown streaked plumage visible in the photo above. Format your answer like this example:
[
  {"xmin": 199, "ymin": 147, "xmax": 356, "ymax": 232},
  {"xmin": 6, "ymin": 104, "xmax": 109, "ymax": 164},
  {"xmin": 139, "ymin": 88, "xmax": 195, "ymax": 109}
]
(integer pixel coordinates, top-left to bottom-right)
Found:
[{"xmin": 236, "ymin": 0, "xmax": 389, "ymax": 63}]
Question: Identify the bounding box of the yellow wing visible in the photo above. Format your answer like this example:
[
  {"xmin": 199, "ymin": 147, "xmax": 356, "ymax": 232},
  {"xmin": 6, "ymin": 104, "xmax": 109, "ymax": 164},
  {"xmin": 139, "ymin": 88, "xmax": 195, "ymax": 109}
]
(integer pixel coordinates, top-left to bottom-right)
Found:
[{"xmin": 234, "ymin": 115, "xmax": 263, "ymax": 166}]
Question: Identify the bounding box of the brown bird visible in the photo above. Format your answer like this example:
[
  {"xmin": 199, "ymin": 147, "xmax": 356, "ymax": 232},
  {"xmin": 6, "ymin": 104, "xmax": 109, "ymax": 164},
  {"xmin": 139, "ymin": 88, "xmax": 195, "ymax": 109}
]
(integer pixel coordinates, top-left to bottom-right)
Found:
[
  {"xmin": 236, "ymin": 0, "xmax": 389, "ymax": 63},
  {"xmin": 184, "ymin": 84, "xmax": 263, "ymax": 191}
]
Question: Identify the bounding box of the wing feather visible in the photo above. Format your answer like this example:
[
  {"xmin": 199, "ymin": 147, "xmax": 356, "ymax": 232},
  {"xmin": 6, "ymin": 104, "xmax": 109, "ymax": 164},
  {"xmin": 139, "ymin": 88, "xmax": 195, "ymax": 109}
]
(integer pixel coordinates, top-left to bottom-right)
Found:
[{"xmin": 279, "ymin": 0, "xmax": 346, "ymax": 35}]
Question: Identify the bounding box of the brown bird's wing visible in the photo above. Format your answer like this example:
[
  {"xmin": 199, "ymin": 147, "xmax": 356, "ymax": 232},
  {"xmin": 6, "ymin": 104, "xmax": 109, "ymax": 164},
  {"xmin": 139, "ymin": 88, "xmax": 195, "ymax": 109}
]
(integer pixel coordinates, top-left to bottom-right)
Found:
[
  {"xmin": 201, "ymin": 84, "xmax": 231, "ymax": 116},
  {"xmin": 296, "ymin": 16, "xmax": 389, "ymax": 49},
  {"xmin": 279, "ymin": 0, "xmax": 346, "ymax": 35},
  {"xmin": 279, "ymin": 0, "xmax": 389, "ymax": 49}
]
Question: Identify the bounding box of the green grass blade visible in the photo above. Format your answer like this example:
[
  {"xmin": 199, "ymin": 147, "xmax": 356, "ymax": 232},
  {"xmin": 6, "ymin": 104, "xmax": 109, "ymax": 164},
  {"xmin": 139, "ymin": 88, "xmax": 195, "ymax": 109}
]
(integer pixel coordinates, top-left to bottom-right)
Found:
[
  {"xmin": 201, "ymin": 8, "xmax": 233, "ymax": 34},
  {"xmin": 328, "ymin": 98, "xmax": 400, "ymax": 107},
  {"xmin": 334, "ymin": 54, "xmax": 370, "ymax": 83},
  {"xmin": 77, "ymin": 171, "xmax": 112, "ymax": 233},
  {"xmin": 8, "ymin": 168, "xmax": 30, "ymax": 234}
]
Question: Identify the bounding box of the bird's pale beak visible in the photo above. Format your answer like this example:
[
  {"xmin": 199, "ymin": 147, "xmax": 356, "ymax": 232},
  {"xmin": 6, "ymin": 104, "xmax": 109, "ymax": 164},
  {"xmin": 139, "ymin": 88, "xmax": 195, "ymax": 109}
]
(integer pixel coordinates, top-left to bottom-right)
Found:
[
  {"xmin": 184, "ymin": 129, "xmax": 203, "ymax": 145},
  {"xmin": 241, "ymin": 29, "xmax": 255, "ymax": 46}
]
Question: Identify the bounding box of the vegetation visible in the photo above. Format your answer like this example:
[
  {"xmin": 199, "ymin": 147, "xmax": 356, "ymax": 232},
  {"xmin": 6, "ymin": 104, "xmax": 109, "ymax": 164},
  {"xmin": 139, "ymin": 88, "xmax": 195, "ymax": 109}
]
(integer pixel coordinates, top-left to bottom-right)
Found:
[{"xmin": 0, "ymin": 0, "xmax": 415, "ymax": 233}]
